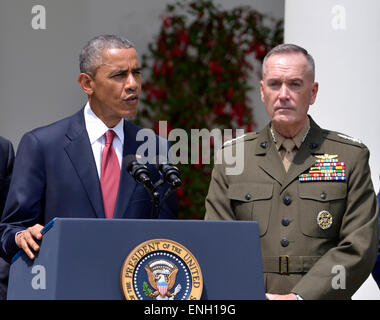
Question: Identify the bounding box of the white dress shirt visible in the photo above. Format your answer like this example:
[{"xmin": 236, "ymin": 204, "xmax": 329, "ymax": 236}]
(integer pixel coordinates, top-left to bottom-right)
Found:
[{"xmin": 84, "ymin": 102, "xmax": 124, "ymax": 179}]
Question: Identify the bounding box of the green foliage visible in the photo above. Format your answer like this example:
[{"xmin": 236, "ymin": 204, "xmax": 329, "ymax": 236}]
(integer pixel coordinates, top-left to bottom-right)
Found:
[{"xmin": 137, "ymin": 0, "xmax": 283, "ymax": 219}]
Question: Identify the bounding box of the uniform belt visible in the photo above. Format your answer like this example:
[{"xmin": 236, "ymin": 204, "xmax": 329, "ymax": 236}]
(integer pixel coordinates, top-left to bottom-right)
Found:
[{"xmin": 262, "ymin": 256, "xmax": 321, "ymax": 275}]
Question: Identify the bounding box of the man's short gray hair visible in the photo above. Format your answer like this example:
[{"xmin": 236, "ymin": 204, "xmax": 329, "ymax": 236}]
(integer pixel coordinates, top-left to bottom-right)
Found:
[
  {"xmin": 79, "ymin": 34, "xmax": 135, "ymax": 77},
  {"xmin": 262, "ymin": 43, "xmax": 315, "ymax": 80}
]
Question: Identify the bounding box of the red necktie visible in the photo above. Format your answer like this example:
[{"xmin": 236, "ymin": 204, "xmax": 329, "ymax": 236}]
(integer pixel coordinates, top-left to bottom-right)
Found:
[{"xmin": 100, "ymin": 130, "xmax": 120, "ymax": 219}]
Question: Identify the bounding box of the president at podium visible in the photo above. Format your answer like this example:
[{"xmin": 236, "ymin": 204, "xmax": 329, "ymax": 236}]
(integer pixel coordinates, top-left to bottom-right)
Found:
[{"xmin": 0, "ymin": 35, "xmax": 177, "ymax": 265}]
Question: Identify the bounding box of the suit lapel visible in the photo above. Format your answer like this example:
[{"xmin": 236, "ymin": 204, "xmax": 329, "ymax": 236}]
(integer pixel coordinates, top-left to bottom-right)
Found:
[
  {"xmin": 113, "ymin": 120, "xmax": 138, "ymax": 219},
  {"xmin": 64, "ymin": 109, "xmax": 105, "ymax": 218}
]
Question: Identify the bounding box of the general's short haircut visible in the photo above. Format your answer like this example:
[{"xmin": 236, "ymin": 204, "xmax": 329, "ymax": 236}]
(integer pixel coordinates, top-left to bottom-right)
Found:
[
  {"xmin": 262, "ymin": 43, "xmax": 315, "ymax": 80},
  {"xmin": 79, "ymin": 35, "xmax": 135, "ymax": 76}
]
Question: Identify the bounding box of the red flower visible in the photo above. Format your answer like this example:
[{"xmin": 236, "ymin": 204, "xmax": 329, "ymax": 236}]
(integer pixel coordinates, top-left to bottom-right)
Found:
[
  {"xmin": 206, "ymin": 40, "xmax": 216, "ymax": 48},
  {"xmin": 226, "ymin": 87, "xmax": 234, "ymax": 99},
  {"xmin": 212, "ymin": 103, "xmax": 225, "ymax": 115},
  {"xmin": 208, "ymin": 60, "xmax": 222, "ymax": 74},
  {"xmin": 176, "ymin": 187, "xmax": 185, "ymax": 198},
  {"xmin": 254, "ymin": 43, "xmax": 267, "ymax": 60},
  {"xmin": 163, "ymin": 17, "xmax": 170, "ymax": 28},
  {"xmin": 178, "ymin": 30, "xmax": 190, "ymax": 45},
  {"xmin": 153, "ymin": 63, "xmax": 160, "ymax": 75},
  {"xmin": 232, "ymin": 102, "xmax": 244, "ymax": 117},
  {"xmin": 149, "ymin": 87, "xmax": 166, "ymax": 100},
  {"xmin": 170, "ymin": 45, "xmax": 185, "ymax": 58}
]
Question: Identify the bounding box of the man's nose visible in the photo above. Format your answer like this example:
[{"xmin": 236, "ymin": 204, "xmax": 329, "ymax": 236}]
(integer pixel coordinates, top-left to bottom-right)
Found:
[
  {"xmin": 279, "ymin": 83, "xmax": 289, "ymax": 100},
  {"xmin": 125, "ymin": 73, "xmax": 138, "ymax": 91}
]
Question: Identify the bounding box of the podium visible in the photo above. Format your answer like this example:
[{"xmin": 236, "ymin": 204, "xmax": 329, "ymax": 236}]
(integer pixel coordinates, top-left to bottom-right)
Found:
[{"xmin": 7, "ymin": 218, "xmax": 264, "ymax": 300}]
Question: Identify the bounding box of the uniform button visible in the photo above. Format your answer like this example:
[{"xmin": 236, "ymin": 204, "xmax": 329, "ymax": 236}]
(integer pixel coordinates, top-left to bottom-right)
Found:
[
  {"xmin": 260, "ymin": 141, "xmax": 268, "ymax": 149},
  {"xmin": 309, "ymin": 142, "xmax": 319, "ymax": 149},
  {"xmin": 282, "ymin": 218, "xmax": 290, "ymax": 226},
  {"xmin": 245, "ymin": 193, "xmax": 252, "ymax": 200},
  {"xmin": 320, "ymin": 192, "xmax": 327, "ymax": 200},
  {"xmin": 281, "ymin": 238, "xmax": 289, "ymax": 247},
  {"xmin": 283, "ymin": 196, "xmax": 292, "ymax": 206}
]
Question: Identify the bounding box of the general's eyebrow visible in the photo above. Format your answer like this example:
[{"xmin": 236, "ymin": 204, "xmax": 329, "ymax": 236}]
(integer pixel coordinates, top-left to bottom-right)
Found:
[
  {"xmin": 266, "ymin": 77, "xmax": 304, "ymax": 83},
  {"xmin": 287, "ymin": 78, "xmax": 303, "ymax": 83}
]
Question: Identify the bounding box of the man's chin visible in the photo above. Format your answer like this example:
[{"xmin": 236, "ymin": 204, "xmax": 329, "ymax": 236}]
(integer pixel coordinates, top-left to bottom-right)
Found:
[
  {"xmin": 272, "ymin": 116, "xmax": 296, "ymax": 127},
  {"xmin": 121, "ymin": 107, "xmax": 138, "ymax": 120}
]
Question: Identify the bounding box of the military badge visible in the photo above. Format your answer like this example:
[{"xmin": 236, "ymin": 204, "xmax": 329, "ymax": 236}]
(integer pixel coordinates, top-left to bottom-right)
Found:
[
  {"xmin": 317, "ymin": 210, "xmax": 333, "ymax": 229},
  {"xmin": 120, "ymin": 239, "xmax": 203, "ymax": 300},
  {"xmin": 299, "ymin": 154, "xmax": 346, "ymax": 182}
]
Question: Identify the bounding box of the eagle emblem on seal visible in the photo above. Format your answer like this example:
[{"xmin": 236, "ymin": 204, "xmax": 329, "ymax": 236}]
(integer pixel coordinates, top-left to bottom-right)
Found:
[{"xmin": 144, "ymin": 259, "xmax": 182, "ymax": 300}]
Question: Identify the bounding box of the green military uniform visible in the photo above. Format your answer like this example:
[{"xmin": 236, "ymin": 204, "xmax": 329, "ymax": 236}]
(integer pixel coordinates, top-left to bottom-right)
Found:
[{"xmin": 205, "ymin": 116, "xmax": 378, "ymax": 299}]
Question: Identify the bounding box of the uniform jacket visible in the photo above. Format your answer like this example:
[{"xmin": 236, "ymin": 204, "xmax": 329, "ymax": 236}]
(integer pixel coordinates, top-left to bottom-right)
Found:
[
  {"xmin": 205, "ymin": 117, "xmax": 378, "ymax": 299},
  {"xmin": 0, "ymin": 108, "xmax": 177, "ymax": 263}
]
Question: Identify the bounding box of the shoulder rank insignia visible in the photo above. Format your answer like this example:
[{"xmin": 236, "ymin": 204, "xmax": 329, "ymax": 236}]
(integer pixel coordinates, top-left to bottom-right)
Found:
[
  {"xmin": 299, "ymin": 154, "xmax": 346, "ymax": 182},
  {"xmin": 223, "ymin": 134, "xmax": 247, "ymax": 147},
  {"xmin": 337, "ymin": 133, "xmax": 362, "ymax": 144}
]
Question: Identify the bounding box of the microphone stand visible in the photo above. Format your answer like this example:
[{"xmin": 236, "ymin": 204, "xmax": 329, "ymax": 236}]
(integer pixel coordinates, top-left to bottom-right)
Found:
[
  {"xmin": 124, "ymin": 155, "xmax": 181, "ymax": 219},
  {"xmin": 137, "ymin": 175, "xmax": 161, "ymax": 219},
  {"xmin": 148, "ymin": 178, "xmax": 180, "ymax": 219},
  {"xmin": 150, "ymin": 189, "xmax": 161, "ymax": 219}
]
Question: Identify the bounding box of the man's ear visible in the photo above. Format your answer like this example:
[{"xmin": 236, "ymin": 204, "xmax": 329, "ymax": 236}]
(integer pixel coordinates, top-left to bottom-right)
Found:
[
  {"xmin": 260, "ymin": 80, "xmax": 265, "ymax": 103},
  {"xmin": 78, "ymin": 73, "xmax": 94, "ymax": 95},
  {"xmin": 309, "ymin": 82, "xmax": 319, "ymax": 105}
]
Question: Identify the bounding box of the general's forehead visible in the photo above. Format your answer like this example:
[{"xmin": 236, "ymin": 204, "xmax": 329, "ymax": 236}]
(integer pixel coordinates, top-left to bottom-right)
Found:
[{"xmin": 264, "ymin": 53, "xmax": 310, "ymax": 77}]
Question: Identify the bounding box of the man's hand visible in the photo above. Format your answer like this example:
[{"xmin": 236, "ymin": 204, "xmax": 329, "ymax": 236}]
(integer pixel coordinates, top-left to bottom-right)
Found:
[
  {"xmin": 16, "ymin": 224, "xmax": 44, "ymax": 259},
  {"xmin": 266, "ymin": 293, "xmax": 298, "ymax": 300}
]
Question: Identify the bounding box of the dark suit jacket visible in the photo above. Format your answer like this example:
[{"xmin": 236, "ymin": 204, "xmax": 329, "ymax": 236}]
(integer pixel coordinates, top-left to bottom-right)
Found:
[
  {"xmin": 0, "ymin": 136, "xmax": 14, "ymax": 299},
  {"xmin": 0, "ymin": 109, "xmax": 177, "ymax": 263},
  {"xmin": 0, "ymin": 137, "xmax": 14, "ymax": 215}
]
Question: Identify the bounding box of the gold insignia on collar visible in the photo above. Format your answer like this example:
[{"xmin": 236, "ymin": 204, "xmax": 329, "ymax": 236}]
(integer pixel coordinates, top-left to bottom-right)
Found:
[{"xmin": 317, "ymin": 210, "xmax": 333, "ymax": 230}]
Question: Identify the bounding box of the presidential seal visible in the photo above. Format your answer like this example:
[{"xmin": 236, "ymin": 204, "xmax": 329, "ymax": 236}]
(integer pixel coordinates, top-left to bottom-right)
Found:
[
  {"xmin": 317, "ymin": 210, "xmax": 333, "ymax": 230},
  {"xmin": 120, "ymin": 239, "xmax": 203, "ymax": 300}
]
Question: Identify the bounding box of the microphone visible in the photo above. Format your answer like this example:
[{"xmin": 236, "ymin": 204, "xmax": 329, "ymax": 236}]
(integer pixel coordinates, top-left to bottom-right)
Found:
[
  {"xmin": 158, "ymin": 163, "xmax": 182, "ymax": 189},
  {"xmin": 123, "ymin": 154, "xmax": 161, "ymax": 219},
  {"xmin": 123, "ymin": 155, "xmax": 154, "ymax": 190}
]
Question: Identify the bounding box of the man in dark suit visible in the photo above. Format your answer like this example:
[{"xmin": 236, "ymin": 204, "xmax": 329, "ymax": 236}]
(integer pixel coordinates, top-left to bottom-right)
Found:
[
  {"xmin": 0, "ymin": 35, "xmax": 177, "ymax": 264},
  {"xmin": 0, "ymin": 137, "xmax": 14, "ymax": 299}
]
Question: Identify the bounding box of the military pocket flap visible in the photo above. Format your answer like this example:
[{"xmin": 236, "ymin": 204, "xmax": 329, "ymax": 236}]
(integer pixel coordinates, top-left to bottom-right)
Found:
[
  {"xmin": 228, "ymin": 183, "xmax": 273, "ymax": 202},
  {"xmin": 298, "ymin": 183, "xmax": 347, "ymax": 201}
]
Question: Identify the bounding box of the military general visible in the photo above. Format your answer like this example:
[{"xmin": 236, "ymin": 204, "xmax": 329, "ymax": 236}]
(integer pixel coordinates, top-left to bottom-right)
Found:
[{"xmin": 204, "ymin": 44, "xmax": 378, "ymax": 300}]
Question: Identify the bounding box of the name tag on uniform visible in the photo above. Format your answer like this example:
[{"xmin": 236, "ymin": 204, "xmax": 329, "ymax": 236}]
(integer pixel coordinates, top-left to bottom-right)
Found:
[{"xmin": 299, "ymin": 154, "xmax": 346, "ymax": 182}]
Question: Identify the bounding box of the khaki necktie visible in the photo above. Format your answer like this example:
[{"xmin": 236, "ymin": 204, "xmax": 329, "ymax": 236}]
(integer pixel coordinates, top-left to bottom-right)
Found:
[{"xmin": 281, "ymin": 139, "xmax": 296, "ymax": 172}]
